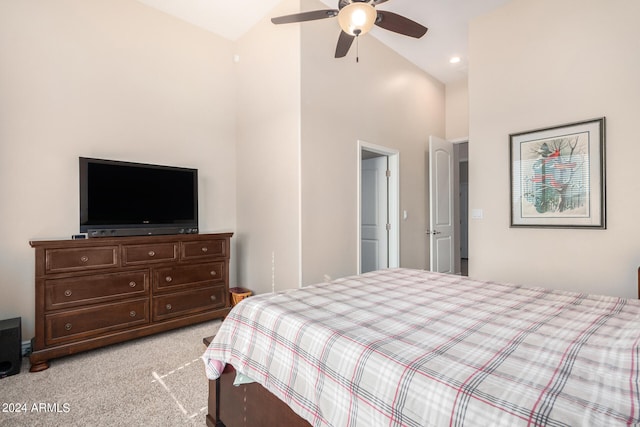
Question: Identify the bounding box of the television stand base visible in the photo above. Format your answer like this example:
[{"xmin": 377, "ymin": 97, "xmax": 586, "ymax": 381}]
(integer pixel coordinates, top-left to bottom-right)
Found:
[{"xmin": 86, "ymin": 227, "xmax": 199, "ymax": 238}]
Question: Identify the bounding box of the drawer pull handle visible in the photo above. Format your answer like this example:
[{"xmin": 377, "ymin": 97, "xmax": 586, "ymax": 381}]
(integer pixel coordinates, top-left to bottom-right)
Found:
[
  {"xmin": 130, "ymin": 311, "xmax": 136, "ymax": 317},
  {"xmin": 65, "ymin": 323, "xmax": 72, "ymax": 331},
  {"xmin": 165, "ymin": 276, "xmax": 173, "ymax": 283},
  {"xmin": 148, "ymin": 251, "xmax": 156, "ymax": 257},
  {"xmin": 64, "ymin": 290, "xmax": 72, "ymax": 297},
  {"xmin": 210, "ymin": 271, "xmax": 217, "ymax": 276},
  {"xmin": 129, "ymin": 281, "xmax": 136, "ymax": 288},
  {"xmin": 166, "ymin": 304, "xmax": 172, "ymax": 310},
  {"xmin": 210, "ymin": 295, "xmax": 217, "ymax": 301},
  {"xmin": 201, "ymin": 247, "xmax": 208, "ymax": 252},
  {"xmin": 80, "ymin": 256, "xmax": 89, "ymax": 263}
]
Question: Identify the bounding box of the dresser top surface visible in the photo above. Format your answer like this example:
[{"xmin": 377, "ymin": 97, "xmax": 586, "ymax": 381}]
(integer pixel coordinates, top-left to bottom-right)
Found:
[{"xmin": 30, "ymin": 232, "xmax": 234, "ymax": 248}]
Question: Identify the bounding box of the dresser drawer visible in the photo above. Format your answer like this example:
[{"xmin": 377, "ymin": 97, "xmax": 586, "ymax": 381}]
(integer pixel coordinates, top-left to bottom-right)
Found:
[
  {"xmin": 153, "ymin": 262, "xmax": 224, "ymax": 293},
  {"xmin": 45, "ymin": 271, "xmax": 149, "ymax": 310},
  {"xmin": 45, "ymin": 246, "xmax": 118, "ymax": 274},
  {"xmin": 122, "ymin": 243, "xmax": 178, "ymax": 265},
  {"xmin": 45, "ymin": 298, "xmax": 149, "ymax": 345},
  {"xmin": 152, "ymin": 287, "xmax": 225, "ymax": 321},
  {"xmin": 181, "ymin": 239, "xmax": 227, "ymax": 261}
]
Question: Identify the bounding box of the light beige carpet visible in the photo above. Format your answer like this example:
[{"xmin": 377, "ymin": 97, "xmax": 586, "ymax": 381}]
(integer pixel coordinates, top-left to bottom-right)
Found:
[{"xmin": 0, "ymin": 320, "xmax": 221, "ymax": 427}]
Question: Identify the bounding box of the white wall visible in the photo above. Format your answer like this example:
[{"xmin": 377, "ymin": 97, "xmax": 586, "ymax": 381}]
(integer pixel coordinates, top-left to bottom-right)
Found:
[
  {"xmin": 234, "ymin": 0, "xmax": 302, "ymax": 294},
  {"xmin": 233, "ymin": 0, "xmax": 445, "ymax": 290},
  {"xmin": 0, "ymin": 0, "xmax": 237, "ymax": 338},
  {"xmin": 300, "ymin": 0, "xmax": 445, "ymax": 284},
  {"xmin": 468, "ymin": 0, "xmax": 640, "ymax": 297},
  {"xmin": 446, "ymin": 78, "xmax": 469, "ymax": 141},
  {"xmin": 0, "ymin": 0, "xmax": 444, "ymax": 340}
]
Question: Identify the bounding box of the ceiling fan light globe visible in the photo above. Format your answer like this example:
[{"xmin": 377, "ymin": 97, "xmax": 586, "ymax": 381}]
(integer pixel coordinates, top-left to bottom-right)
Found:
[{"xmin": 338, "ymin": 3, "xmax": 376, "ymax": 36}]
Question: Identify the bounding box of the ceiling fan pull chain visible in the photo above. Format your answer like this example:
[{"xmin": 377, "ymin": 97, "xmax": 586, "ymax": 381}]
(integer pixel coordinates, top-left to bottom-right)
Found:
[{"xmin": 355, "ymin": 30, "xmax": 361, "ymax": 63}]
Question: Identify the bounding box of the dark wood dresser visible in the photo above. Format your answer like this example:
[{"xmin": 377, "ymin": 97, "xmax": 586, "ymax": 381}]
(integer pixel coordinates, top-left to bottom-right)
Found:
[{"xmin": 29, "ymin": 232, "xmax": 232, "ymax": 372}]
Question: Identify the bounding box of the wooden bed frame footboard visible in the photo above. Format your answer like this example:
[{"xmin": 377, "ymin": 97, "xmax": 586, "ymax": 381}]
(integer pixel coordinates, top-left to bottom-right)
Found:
[{"xmin": 207, "ymin": 365, "xmax": 311, "ymax": 427}]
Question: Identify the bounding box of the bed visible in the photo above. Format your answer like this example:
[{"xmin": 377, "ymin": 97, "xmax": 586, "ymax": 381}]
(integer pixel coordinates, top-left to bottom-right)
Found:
[{"xmin": 202, "ymin": 268, "xmax": 640, "ymax": 426}]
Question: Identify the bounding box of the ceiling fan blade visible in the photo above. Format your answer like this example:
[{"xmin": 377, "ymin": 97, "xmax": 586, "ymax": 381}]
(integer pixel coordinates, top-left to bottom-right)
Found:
[
  {"xmin": 375, "ymin": 11, "xmax": 428, "ymax": 38},
  {"xmin": 373, "ymin": 0, "xmax": 390, "ymax": 4},
  {"xmin": 271, "ymin": 9, "xmax": 338, "ymax": 25},
  {"xmin": 335, "ymin": 31, "xmax": 355, "ymax": 58}
]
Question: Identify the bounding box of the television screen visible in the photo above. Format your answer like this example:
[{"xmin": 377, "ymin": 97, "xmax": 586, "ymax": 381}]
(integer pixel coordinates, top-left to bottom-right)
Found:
[{"xmin": 80, "ymin": 157, "xmax": 198, "ymax": 237}]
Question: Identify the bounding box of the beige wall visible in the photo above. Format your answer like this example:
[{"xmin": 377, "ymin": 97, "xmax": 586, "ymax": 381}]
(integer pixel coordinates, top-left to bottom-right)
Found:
[
  {"xmin": 0, "ymin": 0, "xmax": 237, "ymax": 338},
  {"xmin": 468, "ymin": 0, "xmax": 640, "ymax": 297},
  {"xmin": 234, "ymin": 0, "xmax": 302, "ymax": 294},
  {"xmin": 0, "ymin": 0, "xmax": 444, "ymax": 339},
  {"xmin": 446, "ymin": 77, "xmax": 469, "ymax": 141},
  {"xmin": 300, "ymin": 0, "xmax": 445, "ymax": 284},
  {"xmin": 234, "ymin": 0, "xmax": 445, "ymax": 289}
]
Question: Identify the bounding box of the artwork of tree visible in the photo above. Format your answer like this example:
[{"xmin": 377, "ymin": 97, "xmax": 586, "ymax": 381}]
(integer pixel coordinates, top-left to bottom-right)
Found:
[{"xmin": 519, "ymin": 132, "xmax": 590, "ymax": 217}]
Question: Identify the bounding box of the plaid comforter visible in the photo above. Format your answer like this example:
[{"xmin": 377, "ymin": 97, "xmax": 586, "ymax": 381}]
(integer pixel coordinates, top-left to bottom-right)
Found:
[{"xmin": 202, "ymin": 268, "xmax": 640, "ymax": 426}]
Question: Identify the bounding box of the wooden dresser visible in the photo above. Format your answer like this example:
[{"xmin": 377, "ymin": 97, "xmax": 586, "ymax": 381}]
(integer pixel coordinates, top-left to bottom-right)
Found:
[{"xmin": 29, "ymin": 232, "xmax": 232, "ymax": 372}]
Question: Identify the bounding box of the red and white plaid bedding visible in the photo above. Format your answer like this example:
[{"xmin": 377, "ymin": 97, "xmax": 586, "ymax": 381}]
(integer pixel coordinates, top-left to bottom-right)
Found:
[{"xmin": 202, "ymin": 268, "xmax": 640, "ymax": 426}]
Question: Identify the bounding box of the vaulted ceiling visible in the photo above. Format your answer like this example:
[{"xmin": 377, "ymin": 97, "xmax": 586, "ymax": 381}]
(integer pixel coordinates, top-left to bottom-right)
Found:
[{"xmin": 135, "ymin": 0, "xmax": 511, "ymax": 84}]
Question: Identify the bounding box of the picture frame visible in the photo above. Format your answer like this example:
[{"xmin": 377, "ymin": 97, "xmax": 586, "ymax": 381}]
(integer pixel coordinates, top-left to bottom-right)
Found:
[{"xmin": 510, "ymin": 117, "xmax": 606, "ymax": 229}]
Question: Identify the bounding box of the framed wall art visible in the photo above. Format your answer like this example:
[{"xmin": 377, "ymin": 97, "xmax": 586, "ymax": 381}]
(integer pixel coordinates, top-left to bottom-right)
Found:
[{"xmin": 510, "ymin": 117, "xmax": 606, "ymax": 228}]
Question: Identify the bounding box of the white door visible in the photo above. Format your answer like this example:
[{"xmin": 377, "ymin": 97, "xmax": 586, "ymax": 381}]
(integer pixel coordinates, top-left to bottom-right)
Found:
[
  {"xmin": 361, "ymin": 156, "xmax": 388, "ymax": 273},
  {"xmin": 429, "ymin": 136, "xmax": 455, "ymax": 273}
]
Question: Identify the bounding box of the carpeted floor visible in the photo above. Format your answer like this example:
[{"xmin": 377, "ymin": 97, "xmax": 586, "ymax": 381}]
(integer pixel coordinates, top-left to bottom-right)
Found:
[{"xmin": 0, "ymin": 320, "xmax": 222, "ymax": 427}]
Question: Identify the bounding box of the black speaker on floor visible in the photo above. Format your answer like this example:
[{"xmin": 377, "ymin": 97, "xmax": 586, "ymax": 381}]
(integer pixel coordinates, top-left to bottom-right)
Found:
[{"xmin": 0, "ymin": 317, "xmax": 21, "ymax": 378}]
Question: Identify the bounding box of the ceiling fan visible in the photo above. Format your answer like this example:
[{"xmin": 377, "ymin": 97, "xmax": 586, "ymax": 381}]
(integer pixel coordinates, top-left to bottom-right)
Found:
[{"xmin": 271, "ymin": 0, "xmax": 428, "ymax": 59}]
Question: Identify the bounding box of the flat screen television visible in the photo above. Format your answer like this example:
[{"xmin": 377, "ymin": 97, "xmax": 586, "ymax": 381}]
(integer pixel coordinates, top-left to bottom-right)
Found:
[{"xmin": 79, "ymin": 157, "xmax": 198, "ymax": 237}]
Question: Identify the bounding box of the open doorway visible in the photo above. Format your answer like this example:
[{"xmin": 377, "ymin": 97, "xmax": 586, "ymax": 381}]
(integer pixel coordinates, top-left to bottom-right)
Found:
[
  {"xmin": 458, "ymin": 142, "xmax": 469, "ymax": 276},
  {"xmin": 357, "ymin": 141, "xmax": 399, "ymax": 274}
]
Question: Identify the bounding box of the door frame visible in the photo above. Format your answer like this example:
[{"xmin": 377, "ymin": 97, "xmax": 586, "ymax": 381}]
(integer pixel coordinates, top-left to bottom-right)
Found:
[{"xmin": 357, "ymin": 140, "xmax": 400, "ymax": 274}]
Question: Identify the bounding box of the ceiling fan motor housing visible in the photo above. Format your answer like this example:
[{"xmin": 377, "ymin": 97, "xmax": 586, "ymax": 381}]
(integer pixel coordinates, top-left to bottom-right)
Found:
[
  {"xmin": 338, "ymin": 2, "xmax": 377, "ymax": 36},
  {"xmin": 338, "ymin": 0, "xmax": 378, "ymax": 10}
]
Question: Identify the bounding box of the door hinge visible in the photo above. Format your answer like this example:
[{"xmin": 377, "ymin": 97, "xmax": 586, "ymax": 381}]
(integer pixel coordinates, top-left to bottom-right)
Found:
[
  {"xmin": 386, "ymin": 223, "xmax": 391, "ymax": 231},
  {"xmin": 386, "ymin": 170, "xmax": 391, "ymax": 178}
]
